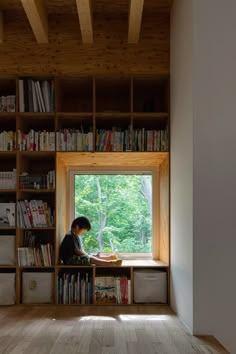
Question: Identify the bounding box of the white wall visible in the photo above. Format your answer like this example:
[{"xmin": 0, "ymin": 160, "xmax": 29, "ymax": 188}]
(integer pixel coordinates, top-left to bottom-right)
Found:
[
  {"xmin": 170, "ymin": 0, "xmax": 193, "ymax": 332},
  {"xmin": 193, "ymin": 1, "xmax": 236, "ymax": 352},
  {"xmin": 171, "ymin": 1, "xmax": 236, "ymax": 352}
]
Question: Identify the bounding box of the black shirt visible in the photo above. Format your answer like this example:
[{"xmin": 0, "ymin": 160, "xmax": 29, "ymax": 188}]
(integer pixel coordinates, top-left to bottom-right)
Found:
[{"xmin": 59, "ymin": 231, "xmax": 82, "ymax": 264}]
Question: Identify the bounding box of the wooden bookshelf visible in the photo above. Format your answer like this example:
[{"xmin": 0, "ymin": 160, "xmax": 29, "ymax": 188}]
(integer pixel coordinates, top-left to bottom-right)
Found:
[{"xmin": 0, "ymin": 75, "xmax": 169, "ymax": 306}]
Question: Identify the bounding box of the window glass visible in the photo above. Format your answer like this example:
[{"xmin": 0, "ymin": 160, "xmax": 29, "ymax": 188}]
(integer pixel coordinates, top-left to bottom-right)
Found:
[{"xmin": 73, "ymin": 173, "xmax": 152, "ymax": 254}]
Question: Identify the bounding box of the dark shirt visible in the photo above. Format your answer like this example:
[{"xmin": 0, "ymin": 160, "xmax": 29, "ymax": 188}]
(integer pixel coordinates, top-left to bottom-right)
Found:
[{"xmin": 59, "ymin": 231, "xmax": 82, "ymax": 264}]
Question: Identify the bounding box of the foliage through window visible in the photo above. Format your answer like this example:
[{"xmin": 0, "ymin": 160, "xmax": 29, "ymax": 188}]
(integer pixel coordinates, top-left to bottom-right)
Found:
[{"xmin": 73, "ymin": 173, "xmax": 152, "ymax": 254}]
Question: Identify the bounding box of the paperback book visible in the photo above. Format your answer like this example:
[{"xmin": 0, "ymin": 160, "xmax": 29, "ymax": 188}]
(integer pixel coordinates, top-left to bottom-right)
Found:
[{"xmin": 0, "ymin": 203, "xmax": 15, "ymax": 227}]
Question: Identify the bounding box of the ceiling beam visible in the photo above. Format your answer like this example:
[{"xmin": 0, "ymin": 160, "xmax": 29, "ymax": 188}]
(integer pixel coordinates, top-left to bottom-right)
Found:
[
  {"xmin": 21, "ymin": 0, "xmax": 48, "ymax": 43},
  {"xmin": 128, "ymin": 0, "xmax": 144, "ymax": 44},
  {"xmin": 76, "ymin": 0, "xmax": 93, "ymax": 44},
  {"xmin": 0, "ymin": 12, "xmax": 3, "ymax": 43}
]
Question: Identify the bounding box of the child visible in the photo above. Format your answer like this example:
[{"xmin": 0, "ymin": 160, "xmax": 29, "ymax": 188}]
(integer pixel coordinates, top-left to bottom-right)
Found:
[{"xmin": 59, "ymin": 216, "xmax": 122, "ymax": 266}]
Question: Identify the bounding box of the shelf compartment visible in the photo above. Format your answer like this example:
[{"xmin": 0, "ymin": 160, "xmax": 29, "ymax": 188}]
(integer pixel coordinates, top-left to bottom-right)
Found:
[
  {"xmin": 17, "ymin": 197, "xmax": 55, "ymax": 229},
  {"xmin": 18, "ymin": 228, "xmax": 55, "ymax": 245},
  {"xmin": 0, "ymin": 113, "xmax": 16, "ymax": 131},
  {"xmin": 96, "ymin": 78, "xmax": 131, "ymax": 113},
  {"xmin": 132, "ymin": 115, "xmax": 168, "ymax": 152},
  {"xmin": 133, "ymin": 77, "xmax": 169, "ymax": 113},
  {"xmin": 0, "ymin": 113, "xmax": 16, "ymax": 151},
  {"xmin": 95, "ymin": 267, "xmax": 131, "ymax": 305},
  {"xmin": 18, "ymin": 229, "xmax": 54, "ymax": 267},
  {"xmin": 133, "ymin": 268, "xmax": 167, "ymax": 304},
  {"xmin": 95, "ymin": 114, "xmax": 131, "ymax": 152},
  {"xmin": 18, "ymin": 152, "xmax": 55, "ymax": 190},
  {"xmin": 0, "ymin": 153, "xmax": 16, "ymax": 189},
  {"xmin": 56, "ymin": 114, "xmax": 93, "ymax": 151},
  {"xmin": 21, "ymin": 269, "xmax": 54, "ymax": 304},
  {"xmin": 56, "ymin": 268, "xmax": 93, "ymax": 305},
  {"xmin": 57, "ymin": 77, "xmax": 93, "ymax": 112},
  {"xmin": 0, "ymin": 78, "xmax": 16, "ymax": 113},
  {"xmin": 17, "ymin": 114, "xmax": 55, "ymax": 152},
  {"xmin": 56, "ymin": 115, "xmax": 93, "ymax": 131},
  {"xmin": 18, "ymin": 152, "xmax": 55, "ymax": 176},
  {"xmin": 0, "ymin": 190, "xmax": 16, "ymax": 198},
  {"xmin": 133, "ymin": 114, "xmax": 168, "ymax": 131},
  {"xmin": 17, "ymin": 114, "xmax": 55, "ymax": 133},
  {"xmin": 18, "ymin": 78, "xmax": 54, "ymax": 113}
]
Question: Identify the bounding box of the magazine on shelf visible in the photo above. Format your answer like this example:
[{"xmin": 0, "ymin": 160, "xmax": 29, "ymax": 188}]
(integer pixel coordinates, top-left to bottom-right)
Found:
[{"xmin": 0, "ymin": 203, "xmax": 15, "ymax": 227}]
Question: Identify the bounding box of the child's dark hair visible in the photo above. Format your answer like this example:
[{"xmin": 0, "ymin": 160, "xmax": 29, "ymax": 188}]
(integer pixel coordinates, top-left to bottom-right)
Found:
[{"xmin": 71, "ymin": 216, "xmax": 91, "ymax": 231}]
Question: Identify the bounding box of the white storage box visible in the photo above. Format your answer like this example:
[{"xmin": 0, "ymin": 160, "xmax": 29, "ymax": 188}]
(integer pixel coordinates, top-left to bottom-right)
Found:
[
  {"xmin": 0, "ymin": 235, "xmax": 15, "ymax": 265},
  {"xmin": 0, "ymin": 273, "xmax": 16, "ymax": 305},
  {"xmin": 134, "ymin": 269, "xmax": 167, "ymax": 303},
  {"xmin": 22, "ymin": 272, "xmax": 53, "ymax": 304}
]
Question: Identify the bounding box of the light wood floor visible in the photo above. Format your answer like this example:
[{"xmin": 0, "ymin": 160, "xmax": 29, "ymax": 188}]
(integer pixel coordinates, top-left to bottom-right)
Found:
[{"xmin": 0, "ymin": 305, "xmax": 228, "ymax": 354}]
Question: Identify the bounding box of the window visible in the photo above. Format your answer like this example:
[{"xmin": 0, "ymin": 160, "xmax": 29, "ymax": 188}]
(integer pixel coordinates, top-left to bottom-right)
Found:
[{"xmin": 68, "ymin": 169, "xmax": 158, "ymax": 258}]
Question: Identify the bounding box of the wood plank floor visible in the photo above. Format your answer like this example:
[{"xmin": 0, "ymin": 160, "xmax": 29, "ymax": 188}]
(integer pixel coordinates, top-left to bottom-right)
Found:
[{"xmin": 0, "ymin": 306, "xmax": 228, "ymax": 354}]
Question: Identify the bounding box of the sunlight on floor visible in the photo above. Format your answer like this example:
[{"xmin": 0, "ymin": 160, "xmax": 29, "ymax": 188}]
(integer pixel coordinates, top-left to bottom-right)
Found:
[
  {"xmin": 79, "ymin": 316, "xmax": 116, "ymax": 321},
  {"xmin": 119, "ymin": 314, "xmax": 170, "ymax": 321},
  {"xmin": 78, "ymin": 314, "xmax": 170, "ymax": 322}
]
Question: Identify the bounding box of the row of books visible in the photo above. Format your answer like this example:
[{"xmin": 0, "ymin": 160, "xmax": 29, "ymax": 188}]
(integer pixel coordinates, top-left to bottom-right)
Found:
[
  {"xmin": 19, "ymin": 79, "xmax": 54, "ymax": 113},
  {"xmin": 0, "ymin": 95, "xmax": 16, "ymax": 112},
  {"xmin": 17, "ymin": 129, "xmax": 94, "ymax": 152},
  {"xmin": 0, "ymin": 170, "xmax": 55, "ymax": 190},
  {"xmin": 56, "ymin": 130, "xmax": 93, "ymax": 151},
  {"xmin": 18, "ymin": 130, "xmax": 55, "ymax": 151},
  {"xmin": 19, "ymin": 170, "xmax": 55, "ymax": 190},
  {"xmin": 17, "ymin": 243, "xmax": 53, "ymax": 266},
  {"xmin": 133, "ymin": 128, "xmax": 168, "ymax": 152},
  {"xmin": 1, "ymin": 128, "xmax": 168, "ymax": 152},
  {"xmin": 57, "ymin": 272, "xmax": 92, "ymax": 305},
  {"xmin": 0, "ymin": 169, "xmax": 16, "ymax": 189},
  {"xmin": 17, "ymin": 200, "xmax": 54, "ymax": 228},
  {"xmin": 0, "ymin": 131, "xmax": 16, "ymax": 151},
  {"xmin": 96, "ymin": 128, "xmax": 131, "ymax": 151},
  {"xmin": 96, "ymin": 128, "xmax": 168, "ymax": 152},
  {"xmin": 95, "ymin": 276, "xmax": 131, "ymax": 304}
]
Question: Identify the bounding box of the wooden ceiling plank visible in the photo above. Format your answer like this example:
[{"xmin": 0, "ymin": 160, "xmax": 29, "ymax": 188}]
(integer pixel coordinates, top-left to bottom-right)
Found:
[
  {"xmin": 0, "ymin": 12, "xmax": 3, "ymax": 43},
  {"xmin": 21, "ymin": 0, "xmax": 48, "ymax": 43},
  {"xmin": 128, "ymin": 0, "xmax": 144, "ymax": 44},
  {"xmin": 76, "ymin": 0, "xmax": 93, "ymax": 44}
]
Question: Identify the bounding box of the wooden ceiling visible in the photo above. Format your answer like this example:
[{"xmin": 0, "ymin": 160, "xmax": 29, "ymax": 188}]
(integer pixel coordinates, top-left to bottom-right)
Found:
[
  {"xmin": 0, "ymin": 0, "xmax": 173, "ymax": 14},
  {"xmin": 0, "ymin": 0, "xmax": 173, "ymax": 44}
]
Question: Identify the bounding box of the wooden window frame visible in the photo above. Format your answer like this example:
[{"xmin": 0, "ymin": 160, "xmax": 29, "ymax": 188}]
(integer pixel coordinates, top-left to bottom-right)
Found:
[{"xmin": 67, "ymin": 167, "xmax": 159, "ymax": 259}]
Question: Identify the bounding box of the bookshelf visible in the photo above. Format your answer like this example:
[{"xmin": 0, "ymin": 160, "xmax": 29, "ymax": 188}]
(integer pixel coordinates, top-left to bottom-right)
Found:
[{"xmin": 0, "ymin": 75, "xmax": 169, "ymax": 306}]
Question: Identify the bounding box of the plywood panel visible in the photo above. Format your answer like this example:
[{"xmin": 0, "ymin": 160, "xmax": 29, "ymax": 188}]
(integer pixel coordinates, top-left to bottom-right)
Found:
[
  {"xmin": 0, "ymin": 0, "xmax": 173, "ymax": 14},
  {"xmin": 55, "ymin": 153, "xmax": 67, "ymax": 264},
  {"xmin": 57, "ymin": 152, "xmax": 168, "ymax": 168},
  {"xmin": 0, "ymin": 12, "xmax": 3, "ymax": 43},
  {"xmin": 0, "ymin": 12, "xmax": 169, "ymax": 75},
  {"xmin": 159, "ymin": 155, "xmax": 169, "ymax": 264}
]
